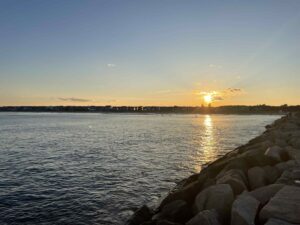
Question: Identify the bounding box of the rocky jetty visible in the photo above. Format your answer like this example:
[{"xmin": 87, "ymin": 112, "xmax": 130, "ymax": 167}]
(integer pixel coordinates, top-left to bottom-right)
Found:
[{"xmin": 126, "ymin": 113, "xmax": 300, "ymax": 225}]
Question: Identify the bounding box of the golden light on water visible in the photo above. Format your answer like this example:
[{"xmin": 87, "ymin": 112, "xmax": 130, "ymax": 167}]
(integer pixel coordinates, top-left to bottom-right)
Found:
[
  {"xmin": 204, "ymin": 114, "xmax": 212, "ymax": 128},
  {"xmin": 193, "ymin": 115, "xmax": 218, "ymax": 172}
]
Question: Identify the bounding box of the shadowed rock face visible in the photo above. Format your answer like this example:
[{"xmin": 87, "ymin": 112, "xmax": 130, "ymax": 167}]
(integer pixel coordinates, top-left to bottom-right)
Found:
[
  {"xmin": 126, "ymin": 205, "xmax": 153, "ymax": 225},
  {"xmin": 193, "ymin": 184, "xmax": 234, "ymax": 223},
  {"xmin": 248, "ymin": 184, "xmax": 284, "ymax": 205},
  {"xmin": 265, "ymin": 218, "xmax": 297, "ymax": 225},
  {"xmin": 260, "ymin": 185, "xmax": 300, "ymax": 224},
  {"xmin": 153, "ymin": 200, "xmax": 191, "ymax": 223},
  {"xmin": 231, "ymin": 194, "xmax": 260, "ymax": 225},
  {"xmin": 186, "ymin": 209, "xmax": 221, "ymax": 225},
  {"xmin": 126, "ymin": 113, "xmax": 300, "ymax": 225},
  {"xmin": 216, "ymin": 169, "xmax": 248, "ymax": 195}
]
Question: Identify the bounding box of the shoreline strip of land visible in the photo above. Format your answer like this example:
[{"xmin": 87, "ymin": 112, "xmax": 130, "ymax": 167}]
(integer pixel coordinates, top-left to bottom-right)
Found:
[{"xmin": 0, "ymin": 105, "xmax": 298, "ymax": 114}]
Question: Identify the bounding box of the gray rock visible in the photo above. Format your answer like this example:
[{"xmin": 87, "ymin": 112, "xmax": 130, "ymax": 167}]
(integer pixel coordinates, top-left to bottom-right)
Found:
[
  {"xmin": 275, "ymin": 160, "xmax": 297, "ymax": 173},
  {"xmin": 289, "ymin": 137, "xmax": 300, "ymax": 149},
  {"xmin": 265, "ymin": 146, "xmax": 285, "ymax": 162},
  {"xmin": 186, "ymin": 209, "xmax": 221, "ymax": 225},
  {"xmin": 275, "ymin": 138, "xmax": 288, "ymax": 147},
  {"xmin": 282, "ymin": 122, "xmax": 299, "ymax": 131},
  {"xmin": 220, "ymin": 157, "xmax": 249, "ymax": 174},
  {"xmin": 248, "ymin": 184, "xmax": 284, "ymax": 205},
  {"xmin": 275, "ymin": 168, "xmax": 300, "ymax": 186},
  {"xmin": 276, "ymin": 170, "xmax": 295, "ymax": 185},
  {"xmin": 245, "ymin": 140, "xmax": 274, "ymax": 152},
  {"xmin": 141, "ymin": 221, "xmax": 156, "ymax": 225},
  {"xmin": 193, "ymin": 184, "xmax": 234, "ymax": 222},
  {"xmin": 126, "ymin": 205, "xmax": 153, "ymax": 225},
  {"xmin": 248, "ymin": 167, "xmax": 266, "ymax": 190},
  {"xmin": 201, "ymin": 178, "xmax": 216, "ymax": 190},
  {"xmin": 231, "ymin": 194, "xmax": 260, "ymax": 225},
  {"xmin": 285, "ymin": 146, "xmax": 300, "ymax": 163},
  {"xmin": 263, "ymin": 165, "xmax": 280, "ymax": 184},
  {"xmin": 267, "ymin": 130, "xmax": 291, "ymax": 142},
  {"xmin": 239, "ymin": 149, "xmax": 278, "ymax": 168},
  {"xmin": 216, "ymin": 169, "xmax": 248, "ymax": 195},
  {"xmin": 265, "ymin": 218, "xmax": 297, "ymax": 225},
  {"xmin": 260, "ymin": 185, "xmax": 300, "ymax": 224},
  {"xmin": 289, "ymin": 130, "xmax": 300, "ymax": 138},
  {"xmin": 158, "ymin": 180, "xmax": 202, "ymax": 208},
  {"xmin": 156, "ymin": 220, "xmax": 182, "ymax": 225},
  {"xmin": 158, "ymin": 200, "xmax": 190, "ymax": 223}
]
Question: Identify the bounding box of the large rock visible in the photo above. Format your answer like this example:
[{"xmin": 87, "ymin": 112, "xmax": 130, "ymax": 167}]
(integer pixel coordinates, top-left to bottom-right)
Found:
[
  {"xmin": 248, "ymin": 167, "xmax": 267, "ymax": 190},
  {"xmin": 156, "ymin": 220, "xmax": 182, "ymax": 225},
  {"xmin": 266, "ymin": 130, "xmax": 290, "ymax": 141},
  {"xmin": 155, "ymin": 200, "xmax": 191, "ymax": 223},
  {"xmin": 281, "ymin": 122, "xmax": 299, "ymax": 131},
  {"xmin": 220, "ymin": 149, "xmax": 277, "ymax": 177},
  {"xmin": 242, "ymin": 140, "xmax": 274, "ymax": 153},
  {"xmin": 275, "ymin": 138, "xmax": 288, "ymax": 147},
  {"xmin": 285, "ymin": 146, "xmax": 300, "ymax": 163},
  {"xmin": 275, "ymin": 168, "xmax": 300, "ymax": 186},
  {"xmin": 289, "ymin": 137, "xmax": 300, "ymax": 149},
  {"xmin": 141, "ymin": 221, "xmax": 156, "ymax": 225},
  {"xmin": 231, "ymin": 194, "xmax": 260, "ymax": 225},
  {"xmin": 248, "ymin": 184, "xmax": 284, "ymax": 205},
  {"xmin": 193, "ymin": 184, "xmax": 234, "ymax": 222},
  {"xmin": 201, "ymin": 178, "xmax": 216, "ymax": 190},
  {"xmin": 275, "ymin": 160, "xmax": 297, "ymax": 173},
  {"xmin": 241, "ymin": 149, "xmax": 278, "ymax": 167},
  {"xmin": 260, "ymin": 185, "xmax": 300, "ymax": 224},
  {"xmin": 263, "ymin": 166, "xmax": 280, "ymax": 184},
  {"xmin": 186, "ymin": 209, "xmax": 221, "ymax": 225},
  {"xmin": 216, "ymin": 169, "xmax": 248, "ymax": 195},
  {"xmin": 159, "ymin": 180, "xmax": 203, "ymax": 208},
  {"xmin": 265, "ymin": 218, "xmax": 297, "ymax": 225},
  {"xmin": 289, "ymin": 130, "xmax": 300, "ymax": 138},
  {"xmin": 265, "ymin": 146, "xmax": 286, "ymax": 162},
  {"xmin": 126, "ymin": 205, "xmax": 153, "ymax": 225},
  {"xmin": 220, "ymin": 157, "xmax": 249, "ymax": 174}
]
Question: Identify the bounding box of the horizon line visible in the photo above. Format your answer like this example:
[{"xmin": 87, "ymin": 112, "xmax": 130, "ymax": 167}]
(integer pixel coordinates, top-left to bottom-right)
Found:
[{"xmin": 0, "ymin": 104, "xmax": 298, "ymax": 108}]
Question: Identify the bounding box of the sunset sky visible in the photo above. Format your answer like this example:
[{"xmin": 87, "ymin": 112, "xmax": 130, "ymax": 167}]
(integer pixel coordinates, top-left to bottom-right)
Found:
[{"xmin": 1, "ymin": 0, "xmax": 300, "ymax": 106}]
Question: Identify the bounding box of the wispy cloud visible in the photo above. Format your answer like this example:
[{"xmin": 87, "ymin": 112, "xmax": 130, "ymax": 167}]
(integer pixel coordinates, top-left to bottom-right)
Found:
[
  {"xmin": 225, "ymin": 88, "xmax": 242, "ymax": 93},
  {"xmin": 208, "ymin": 64, "xmax": 222, "ymax": 68},
  {"xmin": 58, "ymin": 97, "xmax": 90, "ymax": 102},
  {"xmin": 197, "ymin": 88, "xmax": 243, "ymax": 102},
  {"xmin": 107, "ymin": 63, "xmax": 116, "ymax": 68},
  {"xmin": 153, "ymin": 89, "xmax": 188, "ymax": 96},
  {"xmin": 214, "ymin": 96, "xmax": 224, "ymax": 101}
]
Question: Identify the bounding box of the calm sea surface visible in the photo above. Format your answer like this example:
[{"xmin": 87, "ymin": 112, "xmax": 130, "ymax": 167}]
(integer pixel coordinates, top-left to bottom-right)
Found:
[{"xmin": 0, "ymin": 113, "xmax": 280, "ymax": 225}]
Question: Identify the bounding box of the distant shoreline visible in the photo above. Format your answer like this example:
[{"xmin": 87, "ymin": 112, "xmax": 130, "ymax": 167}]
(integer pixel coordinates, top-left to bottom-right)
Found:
[
  {"xmin": 0, "ymin": 105, "xmax": 298, "ymax": 115},
  {"xmin": 0, "ymin": 111, "xmax": 284, "ymax": 116}
]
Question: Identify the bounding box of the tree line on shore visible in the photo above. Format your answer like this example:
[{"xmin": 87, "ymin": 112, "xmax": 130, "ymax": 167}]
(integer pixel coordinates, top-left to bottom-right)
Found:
[{"xmin": 0, "ymin": 104, "xmax": 299, "ymax": 114}]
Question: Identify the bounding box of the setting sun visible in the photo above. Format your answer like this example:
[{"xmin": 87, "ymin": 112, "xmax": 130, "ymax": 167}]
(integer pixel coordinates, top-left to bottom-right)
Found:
[{"xmin": 204, "ymin": 94, "xmax": 212, "ymax": 104}]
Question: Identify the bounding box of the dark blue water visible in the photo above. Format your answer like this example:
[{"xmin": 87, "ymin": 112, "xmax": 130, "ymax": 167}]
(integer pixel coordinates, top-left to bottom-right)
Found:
[{"xmin": 0, "ymin": 113, "xmax": 279, "ymax": 224}]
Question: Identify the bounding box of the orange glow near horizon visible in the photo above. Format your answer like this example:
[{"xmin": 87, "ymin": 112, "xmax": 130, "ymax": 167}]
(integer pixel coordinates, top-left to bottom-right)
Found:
[{"xmin": 204, "ymin": 94, "xmax": 213, "ymax": 104}]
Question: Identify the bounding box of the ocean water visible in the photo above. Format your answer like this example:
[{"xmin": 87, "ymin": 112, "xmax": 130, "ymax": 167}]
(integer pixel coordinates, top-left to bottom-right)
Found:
[{"xmin": 0, "ymin": 113, "xmax": 280, "ymax": 225}]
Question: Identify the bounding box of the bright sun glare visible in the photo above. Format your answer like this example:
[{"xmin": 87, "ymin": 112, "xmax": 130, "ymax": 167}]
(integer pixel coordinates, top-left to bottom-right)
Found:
[{"xmin": 204, "ymin": 94, "xmax": 212, "ymax": 104}]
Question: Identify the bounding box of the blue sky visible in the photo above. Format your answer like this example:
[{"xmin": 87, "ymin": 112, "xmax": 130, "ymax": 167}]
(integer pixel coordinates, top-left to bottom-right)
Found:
[{"xmin": 1, "ymin": 0, "xmax": 300, "ymax": 106}]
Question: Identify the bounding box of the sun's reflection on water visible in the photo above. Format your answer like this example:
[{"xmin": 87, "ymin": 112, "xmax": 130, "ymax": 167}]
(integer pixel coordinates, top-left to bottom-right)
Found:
[
  {"xmin": 194, "ymin": 115, "xmax": 218, "ymax": 172},
  {"xmin": 203, "ymin": 114, "xmax": 215, "ymax": 160},
  {"xmin": 204, "ymin": 114, "xmax": 212, "ymax": 129}
]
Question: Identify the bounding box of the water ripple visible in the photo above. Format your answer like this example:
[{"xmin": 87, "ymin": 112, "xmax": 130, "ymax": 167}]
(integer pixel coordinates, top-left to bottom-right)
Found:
[{"xmin": 0, "ymin": 113, "xmax": 279, "ymax": 224}]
